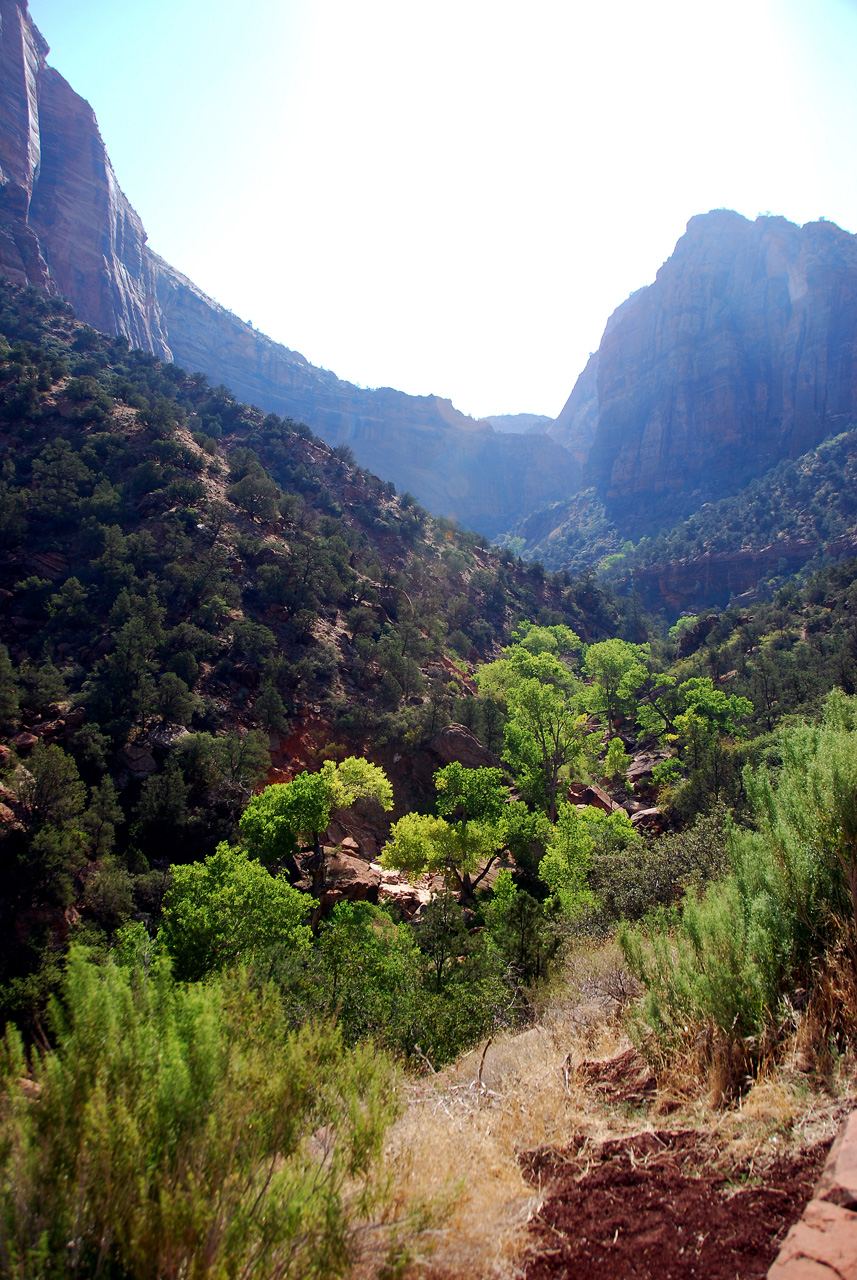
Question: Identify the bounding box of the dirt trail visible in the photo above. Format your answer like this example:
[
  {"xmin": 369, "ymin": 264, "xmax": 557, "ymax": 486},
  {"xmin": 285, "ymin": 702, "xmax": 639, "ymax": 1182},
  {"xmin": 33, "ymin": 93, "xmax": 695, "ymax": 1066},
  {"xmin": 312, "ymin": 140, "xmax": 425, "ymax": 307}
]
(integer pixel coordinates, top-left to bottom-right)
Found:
[
  {"xmin": 383, "ymin": 954, "xmax": 856, "ymax": 1280},
  {"xmin": 521, "ymin": 1129, "xmax": 830, "ymax": 1280}
]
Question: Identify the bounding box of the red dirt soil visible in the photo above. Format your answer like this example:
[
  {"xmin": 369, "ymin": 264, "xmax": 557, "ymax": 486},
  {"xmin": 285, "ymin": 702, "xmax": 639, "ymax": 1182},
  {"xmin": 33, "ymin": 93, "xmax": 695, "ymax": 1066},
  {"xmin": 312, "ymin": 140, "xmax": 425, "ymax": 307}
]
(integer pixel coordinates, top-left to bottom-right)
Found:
[{"xmin": 521, "ymin": 1130, "xmax": 830, "ymax": 1280}]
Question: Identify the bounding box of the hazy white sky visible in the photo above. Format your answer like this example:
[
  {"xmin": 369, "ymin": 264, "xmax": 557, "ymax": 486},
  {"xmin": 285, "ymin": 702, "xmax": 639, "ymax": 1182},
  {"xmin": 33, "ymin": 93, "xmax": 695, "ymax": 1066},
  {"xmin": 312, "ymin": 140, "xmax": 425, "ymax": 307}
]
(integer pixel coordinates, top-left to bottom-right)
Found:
[{"xmin": 25, "ymin": 0, "xmax": 857, "ymax": 419}]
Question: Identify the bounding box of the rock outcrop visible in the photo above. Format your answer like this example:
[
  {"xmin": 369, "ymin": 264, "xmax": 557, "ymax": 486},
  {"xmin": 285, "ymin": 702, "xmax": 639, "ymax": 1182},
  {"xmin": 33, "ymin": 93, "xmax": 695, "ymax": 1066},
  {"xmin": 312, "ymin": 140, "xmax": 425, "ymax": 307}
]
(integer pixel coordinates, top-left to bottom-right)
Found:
[
  {"xmin": 0, "ymin": 0, "xmax": 51, "ymax": 290},
  {"xmin": 630, "ymin": 535, "xmax": 857, "ymax": 613},
  {"xmin": 552, "ymin": 210, "xmax": 857, "ymax": 529},
  {"xmin": 410, "ymin": 722, "xmax": 502, "ymax": 790},
  {"xmin": 0, "ymin": 0, "xmax": 578, "ymax": 538},
  {"xmin": 769, "ymin": 1112, "xmax": 857, "ymax": 1279}
]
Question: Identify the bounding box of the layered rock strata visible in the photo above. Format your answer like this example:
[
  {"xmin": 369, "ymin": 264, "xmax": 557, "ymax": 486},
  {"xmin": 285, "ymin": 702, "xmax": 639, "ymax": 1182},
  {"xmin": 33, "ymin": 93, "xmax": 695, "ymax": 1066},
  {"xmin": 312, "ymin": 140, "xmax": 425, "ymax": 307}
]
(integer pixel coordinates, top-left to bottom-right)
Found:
[{"xmin": 0, "ymin": 0, "xmax": 578, "ymax": 538}]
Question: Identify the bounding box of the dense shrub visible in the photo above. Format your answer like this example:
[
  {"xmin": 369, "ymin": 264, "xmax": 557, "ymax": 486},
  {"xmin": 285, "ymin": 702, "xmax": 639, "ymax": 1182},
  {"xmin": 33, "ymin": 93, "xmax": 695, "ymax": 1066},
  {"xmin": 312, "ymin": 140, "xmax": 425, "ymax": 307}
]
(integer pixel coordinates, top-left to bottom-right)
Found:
[
  {"xmin": 0, "ymin": 948, "xmax": 400, "ymax": 1279},
  {"xmin": 620, "ymin": 691, "xmax": 857, "ymax": 1067}
]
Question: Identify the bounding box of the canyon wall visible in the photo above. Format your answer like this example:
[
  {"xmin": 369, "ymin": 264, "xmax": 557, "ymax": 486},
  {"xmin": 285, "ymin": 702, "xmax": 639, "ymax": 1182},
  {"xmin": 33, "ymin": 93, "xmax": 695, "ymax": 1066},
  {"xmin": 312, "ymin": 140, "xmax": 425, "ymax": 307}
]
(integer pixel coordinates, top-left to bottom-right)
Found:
[
  {"xmin": 0, "ymin": 0, "xmax": 579, "ymax": 539},
  {"xmin": 552, "ymin": 210, "xmax": 857, "ymax": 528},
  {"xmin": 7, "ymin": 0, "xmax": 857, "ymax": 561}
]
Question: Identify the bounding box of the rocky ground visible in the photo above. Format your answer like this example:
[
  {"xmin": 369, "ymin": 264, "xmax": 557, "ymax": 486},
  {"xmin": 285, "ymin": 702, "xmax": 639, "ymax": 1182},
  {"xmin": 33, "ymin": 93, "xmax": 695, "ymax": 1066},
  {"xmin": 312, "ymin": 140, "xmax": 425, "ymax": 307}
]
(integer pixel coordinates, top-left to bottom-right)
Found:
[
  {"xmin": 377, "ymin": 943, "xmax": 856, "ymax": 1280},
  {"xmin": 521, "ymin": 1129, "xmax": 829, "ymax": 1279}
]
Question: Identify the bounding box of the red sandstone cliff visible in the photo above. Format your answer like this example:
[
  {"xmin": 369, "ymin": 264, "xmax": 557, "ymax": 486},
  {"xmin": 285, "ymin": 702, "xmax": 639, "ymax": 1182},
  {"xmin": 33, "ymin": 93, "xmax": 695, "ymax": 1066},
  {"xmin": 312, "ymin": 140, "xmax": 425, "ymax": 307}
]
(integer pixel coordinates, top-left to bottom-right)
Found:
[
  {"xmin": 0, "ymin": 0, "xmax": 578, "ymax": 538},
  {"xmin": 0, "ymin": 0, "xmax": 51, "ymax": 290},
  {"xmin": 551, "ymin": 210, "xmax": 857, "ymax": 526}
]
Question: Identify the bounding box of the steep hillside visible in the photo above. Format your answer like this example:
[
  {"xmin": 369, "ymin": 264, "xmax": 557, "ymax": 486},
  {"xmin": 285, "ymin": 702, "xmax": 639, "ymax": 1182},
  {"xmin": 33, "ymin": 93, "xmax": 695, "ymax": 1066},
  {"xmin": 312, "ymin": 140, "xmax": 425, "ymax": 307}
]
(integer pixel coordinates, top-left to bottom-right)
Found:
[
  {"xmin": 2, "ymin": 291, "xmax": 857, "ymax": 1280},
  {"xmin": 0, "ymin": 0, "xmax": 578, "ymax": 538},
  {"xmin": 0, "ymin": 279, "xmax": 618, "ymax": 1019},
  {"xmin": 509, "ymin": 427, "xmax": 857, "ymax": 615}
]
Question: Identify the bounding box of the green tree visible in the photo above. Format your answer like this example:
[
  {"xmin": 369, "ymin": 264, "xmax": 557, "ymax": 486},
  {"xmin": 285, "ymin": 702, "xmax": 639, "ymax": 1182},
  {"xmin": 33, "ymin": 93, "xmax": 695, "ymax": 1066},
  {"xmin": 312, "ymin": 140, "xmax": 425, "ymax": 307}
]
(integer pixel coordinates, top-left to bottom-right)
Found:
[
  {"xmin": 669, "ymin": 676, "xmax": 753, "ymax": 808},
  {"xmin": 314, "ymin": 901, "xmax": 422, "ymax": 1043},
  {"xmin": 176, "ymin": 729, "xmax": 271, "ymax": 803},
  {"xmin": 510, "ymin": 620, "xmax": 581, "ymax": 661},
  {"xmin": 12, "ymin": 742, "xmax": 90, "ymax": 911},
  {"xmin": 133, "ymin": 760, "xmax": 190, "ymax": 851},
  {"xmin": 674, "ymin": 677, "xmax": 753, "ymax": 768},
  {"xmin": 382, "ymin": 763, "xmax": 509, "ymax": 899},
  {"xmin": 81, "ymin": 776, "xmax": 124, "ymax": 859},
  {"xmin": 538, "ymin": 801, "xmax": 599, "ymax": 918},
  {"xmin": 155, "ymin": 671, "xmax": 200, "ymax": 725},
  {"xmin": 240, "ymin": 758, "xmax": 393, "ymax": 871},
  {"xmin": 503, "ymin": 678, "xmax": 589, "ymax": 819},
  {"xmin": 0, "ymin": 950, "xmax": 400, "ymax": 1280},
  {"xmin": 484, "ymin": 868, "xmax": 555, "ymax": 983},
  {"xmin": 477, "ymin": 643, "xmax": 573, "ymax": 704},
  {"xmin": 254, "ymin": 680, "xmax": 289, "ymax": 733},
  {"xmin": 603, "ymin": 736, "xmax": 631, "ymax": 783},
  {"xmin": 227, "ymin": 468, "xmax": 281, "ymax": 522},
  {"xmin": 0, "ymin": 643, "xmax": 19, "ymax": 733},
  {"xmin": 160, "ymin": 843, "xmax": 312, "ymax": 981},
  {"xmin": 583, "ymin": 638, "xmax": 649, "ymax": 733}
]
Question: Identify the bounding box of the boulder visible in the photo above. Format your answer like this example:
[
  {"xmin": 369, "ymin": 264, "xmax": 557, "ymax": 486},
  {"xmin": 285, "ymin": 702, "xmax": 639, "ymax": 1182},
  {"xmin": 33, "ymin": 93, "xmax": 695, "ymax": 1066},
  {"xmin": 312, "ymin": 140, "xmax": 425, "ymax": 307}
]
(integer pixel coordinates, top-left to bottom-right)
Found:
[
  {"xmin": 768, "ymin": 1110, "xmax": 857, "ymax": 1277},
  {"xmin": 411, "ymin": 723, "xmax": 502, "ymax": 792},
  {"xmin": 377, "ymin": 880, "xmax": 432, "ymax": 919},
  {"xmin": 119, "ymin": 745, "xmax": 158, "ymax": 778},
  {"xmin": 424, "ymin": 724, "xmax": 501, "ymax": 770},
  {"xmin": 11, "ymin": 731, "xmax": 37, "ymax": 753},
  {"xmin": 27, "ymin": 551, "xmax": 66, "ymax": 579},
  {"xmin": 575, "ymin": 783, "xmax": 619, "ymax": 814},
  {"xmin": 630, "ymin": 807, "xmax": 666, "ymax": 834},
  {"xmin": 627, "ymin": 753, "xmax": 669, "ymax": 791},
  {"xmin": 817, "ymin": 1113, "xmax": 857, "ymax": 1210},
  {"xmin": 295, "ymin": 852, "xmax": 381, "ymax": 909},
  {"xmin": 768, "ymin": 1198, "xmax": 857, "ymax": 1279},
  {"xmin": 149, "ymin": 723, "xmax": 191, "ymax": 752},
  {"xmin": 33, "ymin": 719, "xmax": 62, "ymax": 742}
]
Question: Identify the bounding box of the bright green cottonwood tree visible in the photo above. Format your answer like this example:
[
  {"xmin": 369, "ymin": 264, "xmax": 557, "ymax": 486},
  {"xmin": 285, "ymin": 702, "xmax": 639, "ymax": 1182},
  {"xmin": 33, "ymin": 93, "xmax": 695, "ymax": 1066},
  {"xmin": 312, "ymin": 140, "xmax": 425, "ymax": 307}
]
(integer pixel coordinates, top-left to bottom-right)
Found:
[
  {"xmin": 160, "ymin": 843, "xmax": 312, "ymax": 980},
  {"xmin": 382, "ymin": 763, "xmax": 510, "ymax": 899},
  {"xmin": 503, "ymin": 677, "xmax": 589, "ymax": 820},
  {"xmin": 240, "ymin": 757, "xmax": 393, "ymax": 867}
]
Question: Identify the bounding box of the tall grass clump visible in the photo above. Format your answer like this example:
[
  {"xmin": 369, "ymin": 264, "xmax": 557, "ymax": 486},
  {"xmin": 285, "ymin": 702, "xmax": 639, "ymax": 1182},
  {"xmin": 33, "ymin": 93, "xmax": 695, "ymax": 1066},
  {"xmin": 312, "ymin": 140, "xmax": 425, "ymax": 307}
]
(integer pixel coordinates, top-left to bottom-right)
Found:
[
  {"xmin": 0, "ymin": 948, "xmax": 400, "ymax": 1280},
  {"xmin": 620, "ymin": 690, "xmax": 857, "ymax": 1079}
]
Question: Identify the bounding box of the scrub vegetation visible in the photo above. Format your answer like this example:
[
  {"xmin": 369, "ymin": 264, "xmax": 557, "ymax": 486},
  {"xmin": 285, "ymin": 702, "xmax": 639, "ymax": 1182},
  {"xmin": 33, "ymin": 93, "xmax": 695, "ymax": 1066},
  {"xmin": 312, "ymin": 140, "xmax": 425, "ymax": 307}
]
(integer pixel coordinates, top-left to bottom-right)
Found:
[{"xmin": 1, "ymin": 280, "xmax": 857, "ymax": 1276}]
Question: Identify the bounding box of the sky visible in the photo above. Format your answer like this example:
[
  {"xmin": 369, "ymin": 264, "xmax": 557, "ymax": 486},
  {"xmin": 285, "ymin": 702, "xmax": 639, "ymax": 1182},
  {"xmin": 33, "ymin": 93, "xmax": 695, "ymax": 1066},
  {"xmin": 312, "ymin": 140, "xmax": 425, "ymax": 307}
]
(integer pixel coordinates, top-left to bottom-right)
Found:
[{"xmin": 24, "ymin": 0, "xmax": 857, "ymax": 421}]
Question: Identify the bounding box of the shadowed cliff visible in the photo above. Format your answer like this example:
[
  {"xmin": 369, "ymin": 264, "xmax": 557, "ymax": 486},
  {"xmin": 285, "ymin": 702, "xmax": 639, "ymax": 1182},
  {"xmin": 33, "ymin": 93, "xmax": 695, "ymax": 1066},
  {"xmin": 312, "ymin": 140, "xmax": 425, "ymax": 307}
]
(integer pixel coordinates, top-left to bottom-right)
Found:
[
  {"xmin": 551, "ymin": 210, "xmax": 857, "ymax": 529},
  {"xmin": 0, "ymin": 0, "xmax": 579, "ymax": 539}
]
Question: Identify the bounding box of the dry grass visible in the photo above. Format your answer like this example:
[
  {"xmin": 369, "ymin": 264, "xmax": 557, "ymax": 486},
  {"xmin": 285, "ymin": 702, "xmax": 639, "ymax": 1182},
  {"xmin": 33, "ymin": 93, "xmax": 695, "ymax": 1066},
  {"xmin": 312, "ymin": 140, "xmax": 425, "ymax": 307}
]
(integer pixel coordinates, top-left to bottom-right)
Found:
[
  {"xmin": 364, "ymin": 938, "xmax": 857, "ymax": 1280},
  {"xmin": 375, "ymin": 941, "xmax": 636, "ymax": 1279}
]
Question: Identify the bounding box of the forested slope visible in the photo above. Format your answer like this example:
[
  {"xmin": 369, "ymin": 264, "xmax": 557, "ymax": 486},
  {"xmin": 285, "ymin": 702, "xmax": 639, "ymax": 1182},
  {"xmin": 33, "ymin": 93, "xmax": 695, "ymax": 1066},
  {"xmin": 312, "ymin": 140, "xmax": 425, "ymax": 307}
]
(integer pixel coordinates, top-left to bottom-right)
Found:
[
  {"xmin": 0, "ymin": 280, "xmax": 617, "ymax": 1026},
  {"xmin": 506, "ymin": 425, "xmax": 857, "ymax": 616},
  {"xmin": 4, "ymin": 282, "xmax": 857, "ymax": 1280}
]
